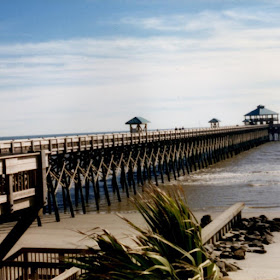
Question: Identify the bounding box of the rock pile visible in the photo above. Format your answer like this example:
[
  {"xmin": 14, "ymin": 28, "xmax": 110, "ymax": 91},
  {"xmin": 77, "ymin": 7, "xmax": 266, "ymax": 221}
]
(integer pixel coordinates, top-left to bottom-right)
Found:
[{"xmin": 201, "ymin": 215, "xmax": 280, "ymax": 277}]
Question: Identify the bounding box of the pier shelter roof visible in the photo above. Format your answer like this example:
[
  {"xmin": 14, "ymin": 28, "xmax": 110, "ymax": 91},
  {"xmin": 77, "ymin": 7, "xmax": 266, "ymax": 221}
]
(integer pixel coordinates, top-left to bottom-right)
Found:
[
  {"xmin": 208, "ymin": 118, "xmax": 220, "ymax": 123},
  {"xmin": 245, "ymin": 105, "xmax": 278, "ymax": 117},
  {"xmin": 125, "ymin": 117, "xmax": 150, "ymax": 125},
  {"xmin": 208, "ymin": 118, "xmax": 220, "ymax": 128},
  {"xmin": 244, "ymin": 105, "xmax": 278, "ymax": 125},
  {"xmin": 126, "ymin": 117, "xmax": 150, "ymax": 133}
]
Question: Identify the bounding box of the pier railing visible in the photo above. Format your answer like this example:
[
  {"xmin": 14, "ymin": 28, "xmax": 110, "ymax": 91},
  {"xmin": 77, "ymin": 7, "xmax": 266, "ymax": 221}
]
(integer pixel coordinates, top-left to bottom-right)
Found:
[{"xmin": 0, "ymin": 125, "xmax": 269, "ymax": 155}]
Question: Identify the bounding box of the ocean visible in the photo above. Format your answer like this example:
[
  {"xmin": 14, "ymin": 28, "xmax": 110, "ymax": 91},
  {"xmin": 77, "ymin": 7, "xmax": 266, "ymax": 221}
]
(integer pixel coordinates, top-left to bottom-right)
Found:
[{"xmin": 179, "ymin": 141, "xmax": 280, "ymax": 212}]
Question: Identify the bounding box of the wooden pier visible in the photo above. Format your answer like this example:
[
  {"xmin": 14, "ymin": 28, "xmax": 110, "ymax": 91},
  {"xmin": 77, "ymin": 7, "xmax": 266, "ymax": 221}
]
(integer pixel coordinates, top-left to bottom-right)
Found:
[{"xmin": 0, "ymin": 124, "xmax": 271, "ymax": 261}]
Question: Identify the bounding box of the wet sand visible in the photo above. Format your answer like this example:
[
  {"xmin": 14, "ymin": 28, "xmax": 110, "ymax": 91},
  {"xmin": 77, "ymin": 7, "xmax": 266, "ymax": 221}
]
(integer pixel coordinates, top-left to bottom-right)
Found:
[{"xmin": 1, "ymin": 210, "xmax": 280, "ymax": 279}]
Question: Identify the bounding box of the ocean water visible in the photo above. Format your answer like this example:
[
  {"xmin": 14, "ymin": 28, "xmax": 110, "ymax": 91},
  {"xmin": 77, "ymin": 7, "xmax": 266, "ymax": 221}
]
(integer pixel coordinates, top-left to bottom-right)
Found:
[{"xmin": 178, "ymin": 142, "xmax": 280, "ymax": 212}]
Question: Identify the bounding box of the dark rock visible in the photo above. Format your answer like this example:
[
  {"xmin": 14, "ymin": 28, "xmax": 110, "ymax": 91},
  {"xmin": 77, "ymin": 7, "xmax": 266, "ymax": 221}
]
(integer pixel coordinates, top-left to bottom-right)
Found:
[
  {"xmin": 245, "ymin": 234, "xmax": 262, "ymax": 241},
  {"xmin": 252, "ymin": 249, "xmax": 267, "ymax": 254},
  {"xmin": 230, "ymin": 244, "xmax": 241, "ymax": 252},
  {"xmin": 221, "ymin": 271, "xmax": 229, "ymax": 277},
  {"xmin": 259, "ymin": 215, "xmax": 268, "ymax": 222},
  {"xmin": 216, "ymin": 260, "xmax": 226, "ymax": 271},
  {"xmin": 270, "ymin": 222, "xmax": 280, "ymax": 232},
  {"xmin": 262, "ymin": 234, "xmax": 273, "ymax": 245},
  {"xmin": 201, "ymin": 215, "xmax": 212, "ymax": 228},
  {"xmin": 220, "ymin": 251, "xmax": 233, "ymax": 259},
  {"xmin": 251, "ymin": 240, "xmax": 264, "ymax": 248},
  {"xmin": 224, "ymin": 261, "xmax": 240, "ymax": 272},
  {"xmin": 233, "ymin": 248, "xmax": 246, "ymax": 260}
]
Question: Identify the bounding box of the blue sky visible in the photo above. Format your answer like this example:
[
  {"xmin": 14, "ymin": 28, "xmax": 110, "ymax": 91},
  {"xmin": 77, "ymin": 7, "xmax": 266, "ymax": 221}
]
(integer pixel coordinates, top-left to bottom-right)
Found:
[{"xmin": 1, "ymin": 0, "xmax": 280, "ymax": 136}]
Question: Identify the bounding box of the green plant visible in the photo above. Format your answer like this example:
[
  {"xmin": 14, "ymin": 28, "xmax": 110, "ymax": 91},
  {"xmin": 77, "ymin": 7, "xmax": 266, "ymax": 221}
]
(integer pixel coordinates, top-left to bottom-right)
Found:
[{"xmin": 73, "ymin": 185, "xmax": 220, "ymax": 279}]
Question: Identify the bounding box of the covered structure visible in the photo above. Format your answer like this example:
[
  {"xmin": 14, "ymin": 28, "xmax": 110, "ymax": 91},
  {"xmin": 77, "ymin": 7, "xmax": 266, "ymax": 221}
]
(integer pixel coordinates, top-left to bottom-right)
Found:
[
  {"xmin": 125, "ymin": 117, "xmax": 150, "ymax": 133},
  {"xmin": 244, "ymin": 105, "xmax": 279, "ymax": 125},
  {"xmin": 208, "ymin": 118, "xmax": 220, "ymax": 128}
]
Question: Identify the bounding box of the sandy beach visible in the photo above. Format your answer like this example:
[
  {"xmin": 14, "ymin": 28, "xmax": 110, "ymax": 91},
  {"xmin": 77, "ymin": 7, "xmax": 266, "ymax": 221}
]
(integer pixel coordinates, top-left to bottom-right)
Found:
[{"xmin": 1, "ymin": 209, "xmax": 280, "ymax": 279}]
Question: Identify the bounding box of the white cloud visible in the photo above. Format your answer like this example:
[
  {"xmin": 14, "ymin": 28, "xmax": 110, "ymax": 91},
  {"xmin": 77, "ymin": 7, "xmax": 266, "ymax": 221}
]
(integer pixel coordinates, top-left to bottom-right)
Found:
[{"xmin": 0, "ymin": 8, "xmax": 280, "ymax": 135}]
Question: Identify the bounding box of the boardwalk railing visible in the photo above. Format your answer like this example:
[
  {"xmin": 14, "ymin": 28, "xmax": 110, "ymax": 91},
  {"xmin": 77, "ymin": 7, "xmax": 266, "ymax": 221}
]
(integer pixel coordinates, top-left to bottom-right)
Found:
[
  {"xmin": 51, "ymin": 267, "xmax": 81, "ymax": 280},
  {"xmin": 0, "ymin": 152, "xmax": 48, "ymax": 216},
  {"xmin": 0, "ymin": 125, "xmax": 269, "ymax": 155},
  {"xmin": 0, "ymin": 248, "xmax": 91, "ymax": 280},
  {"xmin": 201, "ymin": 202, "xmax": 245, "ymax": 244}
]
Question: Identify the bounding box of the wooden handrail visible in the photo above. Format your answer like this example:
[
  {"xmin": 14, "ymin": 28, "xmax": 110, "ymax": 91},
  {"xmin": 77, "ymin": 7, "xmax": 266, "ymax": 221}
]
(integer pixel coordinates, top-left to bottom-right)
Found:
[
  {"xmin": 51, "ymin": 267, "xmax": 81, "ymax": 280},
  {"xmin": 0, "ymin": 125, "xmax": 269, "ymax": 155},
  {"xmin": 201, "ymin": 202, "xmax": 245, "ymax": 244}
]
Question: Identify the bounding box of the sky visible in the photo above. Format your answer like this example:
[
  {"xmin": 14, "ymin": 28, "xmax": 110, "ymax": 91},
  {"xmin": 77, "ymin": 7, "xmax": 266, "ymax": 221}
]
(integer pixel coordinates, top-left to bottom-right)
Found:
[{"xmin": 1, "ymin": 0, "xmax": 280, "ymax": 136}]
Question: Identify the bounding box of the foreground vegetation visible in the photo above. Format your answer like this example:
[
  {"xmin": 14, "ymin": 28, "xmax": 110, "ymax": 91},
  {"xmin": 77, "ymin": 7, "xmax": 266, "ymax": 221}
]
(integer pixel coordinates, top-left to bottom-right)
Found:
[{"xmin": 73, "ymin": 185, "xmax": 220, "ymax": 279}]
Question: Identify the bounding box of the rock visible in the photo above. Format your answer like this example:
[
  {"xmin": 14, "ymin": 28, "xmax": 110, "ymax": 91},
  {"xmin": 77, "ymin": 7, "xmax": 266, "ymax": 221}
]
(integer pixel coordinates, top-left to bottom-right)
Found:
[
  {"xmin": 220, "ymin": 251, "xmax": 233, "ymax": 259},
  {"xmin": 252, "ymin": 248, "xmax": 267, "ymax": 254},
  {"xmin": 249, "ymin": 240, "xmax": 264, "ymax": 248},
  {"xmin": 224, "ymin": 261, "xmax": 240, "ymax": 272},
  {"xmin": 230, "ymin": 244, "xmax": 241, "ymax": 251},
  {"xmin": 259, "ymin": 215, "xmax": 268, "ymax": 222},
  {"xmin": 208, "ymin": 215, "xmax": 276, "ymax": 269},
  {"xmin": 262, "ymin": 234, "xmax": 273, "ymax": 245},
  {"xmin": 245, "ymin": 234, "xmax": 262, "ymax": 241},
  {"xmin": 270, "ymin": 221, "xmax": 280, "ymax": 232},
  {"xmin": 216, "ymin": 260, "xmax": 226, "ymax": 271},
  {"xmin": 222, "ymin": 277, "xmax": 232, "ymax": 280},
  {"xmin": 233, "ymin": 248, "xmax": 246, "ymax": 260},
  {"xmin": 201, "ymin": 215, "xmax": 212, "ymax": 228}
]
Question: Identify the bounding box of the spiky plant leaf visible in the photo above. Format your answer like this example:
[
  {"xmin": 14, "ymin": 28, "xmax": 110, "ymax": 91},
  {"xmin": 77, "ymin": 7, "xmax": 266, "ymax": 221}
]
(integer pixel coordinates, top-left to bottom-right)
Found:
[{"xmin": 71, "ymin": 185, "xmax": 220, "ymax": 280}]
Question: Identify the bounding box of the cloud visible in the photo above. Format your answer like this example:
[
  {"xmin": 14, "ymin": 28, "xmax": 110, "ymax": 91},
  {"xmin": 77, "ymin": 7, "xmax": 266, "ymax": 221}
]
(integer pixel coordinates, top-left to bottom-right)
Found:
[
  {"xmin": 120, "ymin": 8, "xmax": 280, "ymax": 34},
  {"xmin": 0, "ymin": 8, "xmax": 280, "ymax": 135}
]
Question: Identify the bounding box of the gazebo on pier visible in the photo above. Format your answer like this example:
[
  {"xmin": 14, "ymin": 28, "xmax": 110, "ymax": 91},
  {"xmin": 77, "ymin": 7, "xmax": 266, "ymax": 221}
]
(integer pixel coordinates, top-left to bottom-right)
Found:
[
  {"xmin": 208, "ymin": 118, "xmax": 220, "ymax": 128},
  {"xmin": 125, "ymin": 117, "xmax": 150, "ymax": 133},
  {"xmin": 243, "ymin": 105, "xmax": 279, "ymax": 125}
]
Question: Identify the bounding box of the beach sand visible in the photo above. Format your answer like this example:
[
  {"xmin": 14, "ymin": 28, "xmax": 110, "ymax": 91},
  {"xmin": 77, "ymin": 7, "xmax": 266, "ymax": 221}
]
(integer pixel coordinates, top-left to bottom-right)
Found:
[{"xmin": 1, "ymin": 210, "xmax": 280, "ymax": 279}]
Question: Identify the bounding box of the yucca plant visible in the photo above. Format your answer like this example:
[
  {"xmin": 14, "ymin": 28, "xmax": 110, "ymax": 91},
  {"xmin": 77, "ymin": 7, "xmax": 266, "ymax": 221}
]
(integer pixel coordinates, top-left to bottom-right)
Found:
[{"xmin": 73, "ymin": 185, "xmax": 220, "ymax": 280}]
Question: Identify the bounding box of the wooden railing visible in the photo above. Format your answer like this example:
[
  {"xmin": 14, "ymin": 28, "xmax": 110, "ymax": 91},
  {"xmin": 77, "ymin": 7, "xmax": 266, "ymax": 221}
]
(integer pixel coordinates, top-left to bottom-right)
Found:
[
  {"xmin": 51, "ymin": 267, "xmax": 81, "ymax": 280},
  {"xmin": 0, "ymin": 152, "xmax": 48, "ymax": 215},
  {"xmin": 201, "ymin": 202, "xmax": 245, "ymax": 244},
  {"xmin": 0, "ymin": 248, "xmax": 91, "ymax": 280},
  {"xmin": 0, "ymin": 125, "xmax": 269, "ymax": 155}
]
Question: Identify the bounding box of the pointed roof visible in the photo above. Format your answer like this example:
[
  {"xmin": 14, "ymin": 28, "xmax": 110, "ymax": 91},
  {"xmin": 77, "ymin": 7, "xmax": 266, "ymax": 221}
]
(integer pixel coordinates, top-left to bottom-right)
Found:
[
  {"xmin": 245, "ymin": 105, "xmax": 278, "ymax": 116},
  {"xmin": 125, "ymin": 117, "xmax": 150, "ymax": 125},
  {"xmin": 208, "ymin": 118, "xmax": 220, "ymax": 123}
]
